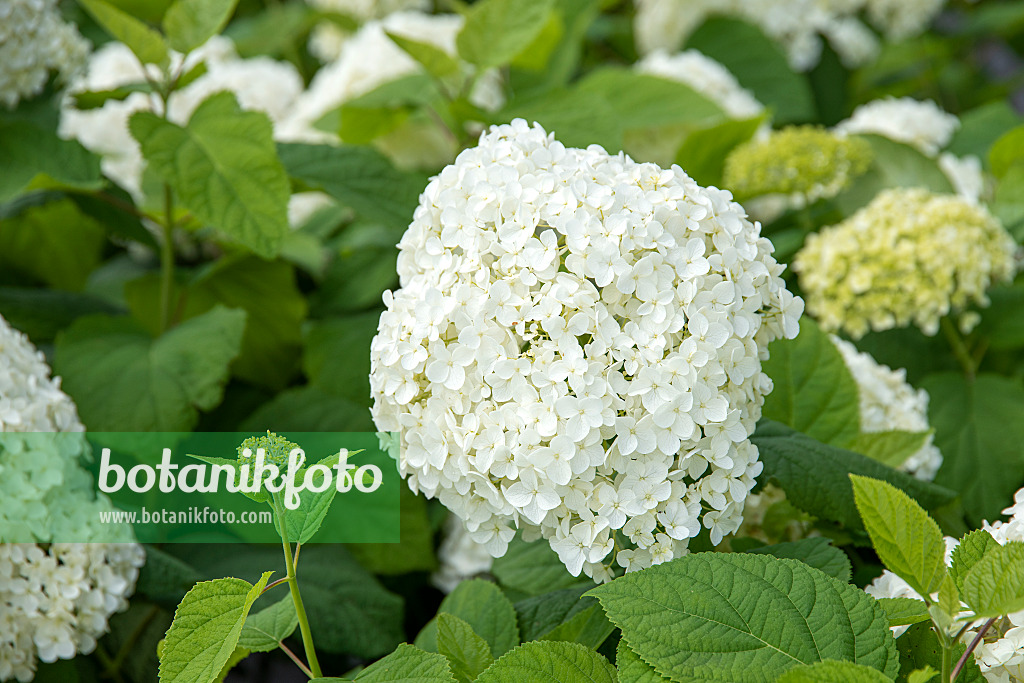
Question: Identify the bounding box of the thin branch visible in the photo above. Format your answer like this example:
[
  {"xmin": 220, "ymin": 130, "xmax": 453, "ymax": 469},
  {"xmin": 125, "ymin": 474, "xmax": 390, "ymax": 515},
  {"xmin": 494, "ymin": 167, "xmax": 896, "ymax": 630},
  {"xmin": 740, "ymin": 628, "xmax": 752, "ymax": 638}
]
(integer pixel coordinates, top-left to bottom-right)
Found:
[
  {"xmin": 951, "ymin": 617, "xmax": 997, "ymax": 681},
  {"xmin": 278, "ymin": 640, "xmax": 314, "ymax": 679}
]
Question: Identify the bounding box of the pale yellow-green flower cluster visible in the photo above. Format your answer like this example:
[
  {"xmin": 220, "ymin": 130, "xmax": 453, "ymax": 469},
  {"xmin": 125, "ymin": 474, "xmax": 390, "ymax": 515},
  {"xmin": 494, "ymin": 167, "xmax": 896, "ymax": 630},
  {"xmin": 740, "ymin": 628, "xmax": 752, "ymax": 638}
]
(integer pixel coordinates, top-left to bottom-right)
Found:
[
  {"xmin": 794, "ymin": 188, "xmax": 1018, "ymax": 339},
  {"xmin": 723, "ymin": 126, "xmax": 872, "ymax": 206}
]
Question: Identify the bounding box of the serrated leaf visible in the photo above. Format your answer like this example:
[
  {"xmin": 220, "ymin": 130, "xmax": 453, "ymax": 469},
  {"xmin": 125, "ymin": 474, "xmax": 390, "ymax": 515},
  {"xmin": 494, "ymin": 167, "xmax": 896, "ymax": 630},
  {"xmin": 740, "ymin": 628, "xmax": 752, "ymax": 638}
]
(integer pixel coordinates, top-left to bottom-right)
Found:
[
  {"xmin": 77, "ymin": 0, "xmax": 169, "ymax": 66},
  {"xmin": 844, "ymin": 431, "xmax": 932, "ymax": 470},
  {"xmin": 875, "ymin": 598, "xmax": 930, "ymax": 628},
  {"xmin": 587, "ymin": 553, "xmax": 899, "ymax": 681},
  {"xmin": 492, "ymin": 535, "xmax": 583, "ymax": 596},
  {"xmin": 214, "ymin": 646, "xmax": 248, "ymax": 683},
  {"xmin": 761, "ymin": 318, "xmax": 861, "ymax": 446},
  {"xmin": 238, "ymin": 595, "xmax": 298, "ymax": 653},
  {"xmin": 158, "ymin": 572, "xmax": 272, "ymax": 683},
  {"xmin": 850, "ymin": 475, "xmax": 947, "ymax": 598},
  {"xmin": 752, "ymin": 421, "xmax": 956, "ymax": 531},
  {"xmin": 744, "ymin": 537, "xmax": 852, "ymax": 582},
  {"xmin": 283, "ymin": 451, "xmax": 345, "ymax": 545},
  {"xmin": 386, "ymin": 32, "xmax": 460, "ymax": 78},
  {"xmin": 924, "ymin": 373, "xmax": 1024, "ymax": 525},
  {"xmin": 515, "ymin": 587, "xmax": 613, "ymax": 648},
  {"xmin": 130, "ymin": 92, "xmax": 290, "ymax": 258},
  {"xmin": 950, "ymin": 530, "xmax": 1000, "ymax": 593},
  {"xmin": 456, "ymin": 0, "xmax": 554, "ymax": 69},
  {"xmin": 277, "ymin": 143, "xmax": 423, "ymax": 230},
  {"xmin": 54, "ymin": 306, "xmax": 246, "ymax": 431},
  {"xmin": 616, "ymin": 640, "xmax": 669, "ymax": 683},
  {"xmin": 777, "ymin": 660, "xmax": 895, "ymax": 682},
  {"xmin": 353, "ymin": 644, "xmax": 456, "ymax": 682},
  {"xmin": 437, "ymin": 614, "xmax": 493, "ymax": 683},
  {"xmin": 896, "ymin": 623, "xmax": 984, "ymax": 683},
  {"xmin": 0, "ymin": 122, "xmax": 104, "ymax": 204},
  {"xmin": 163, "ymin": 0, "xmax": 238, "ymax": 53},
  {"xmin": 415, "ymin": 579, "xmax": 519, "ymax": 659},
  {"xmin": 475, "ymin": 642, "xmax": 616, "ymax": 683},
  {"xmin": 961, "ymin": 541, "xmax": 1024, "ymax": 618}
]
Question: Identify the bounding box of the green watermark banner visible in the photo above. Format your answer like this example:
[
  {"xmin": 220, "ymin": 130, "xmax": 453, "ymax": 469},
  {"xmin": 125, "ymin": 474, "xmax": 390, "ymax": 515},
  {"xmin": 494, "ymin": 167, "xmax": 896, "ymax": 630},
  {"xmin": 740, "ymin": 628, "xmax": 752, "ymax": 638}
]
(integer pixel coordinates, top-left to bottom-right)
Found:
[{"xmin": 0, "ymin": 431, "xmax": 400, "ymax": 544}]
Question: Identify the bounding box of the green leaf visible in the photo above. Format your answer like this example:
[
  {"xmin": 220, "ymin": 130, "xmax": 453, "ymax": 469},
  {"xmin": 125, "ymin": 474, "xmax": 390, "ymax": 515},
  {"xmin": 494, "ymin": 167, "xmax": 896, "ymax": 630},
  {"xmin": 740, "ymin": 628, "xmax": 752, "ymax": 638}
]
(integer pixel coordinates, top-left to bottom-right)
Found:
[
  {"xmin": 950, "ymin": 530, "xmax": 1000, "ymax": 593},
  {"xmin": 934, "ymin": 575, "xmax": 961, "ymax": 628},
  {"xmin": 492, "ymin": 535, "xmax": 583, "ymax": 596},
  {"xmin": 761, "ymin": 317, "xmax": 862, "ymax": 446},
  {"xmin": 776, "ymin": 660, "xmax": 895, "ymax": 682},
  {"xmin": 896, "ymin": 623, "xmax": 984, "ymax": 683},
  {"xmin": 476, "ymin": 642, "xmax": 616, "ymax": 683},
  {"xmin": 875, "ymin": 598, "xmax": 930, "ymax": 628},
  {"xmin": 0, "ymin": 122, "xmax": 104, "ymax": 203},
  {"xmin": 976, "ymin": 280, "xmax": 1024, "ymax": 351},
  {"xmin": 130, "ymin": 92, "xmax": 291, "ymax": 258},
  {"xmin": 993, "ymin": 164, "xmax": 1024, "ymax": 241},
  {"xmin": 54, "ymin": 306, "xmax": 246, "ymax": 431},
  {"xmin": 836, "ymin": 135, "xmax": 953, "ymax": 214},
  {"xmin": 515, "ymin": 587, "xmax": 613, "ymax": 648},
  {"xmin": 456, "ymin": 0, "xmax": 554, "ymax": 69},
  {"xmin": 71, "ymin": 83, "xmax": 152, "ymax": 110},
  {"xmin": 303, "ymin": 311, "xmax": 379, "ymax": 406},
  {"xmin": 0, "ymin": 198, "xmax": 106, "ymax": 291},
  {"xmin": 615, "ymin": 640, "xmax": 669, "ymax": 683},
  {"xmin": 241, "ymin": 385, "xmax": 374, "ymax": 432},
  {"xmin": 685, "ymin": 17, "xmax": 814, "ymax": 123},
  {"xmin": 844, "ymin": 431, "xmax": 932, "ymax": 470},
  {"xmin": 348, "ymin": 486, "xmax": 437, "ymax": 574},
  {"xmin": 77, "ymin": 0, "xmax": 169, "ymax": 66},
  {"xmin": 989, "ymin": 125, "xmax": 1024, "ymax": 178},
  {"xmin": 744, "ymin": 537, "xmax": 852, "ymax": 582},
  {"xmin": 961, "ymin": 541, "xmax": 1024, "ymax": 618},
  {"xmin": 752, "ymin": 421, "xmax": 956, "ymax": 530},
  {"xmin": 238, "ymin": 595, "xmax": 298, "ymax": 653},
  {"xmin": 386, "ymin": 32, "xmax": 461, "ymax": 79},
  {"xmin": 674, "ymin": 115, "xmax": 766, "ymax": 187},
  {"xmin": 850, "ymin": 475, "xmax": 947, "ymax": 598},
  {"xmin": 353, "ymin": 644, "xmax": 456, "ymax": 682},
  {"xmin": 158, "ymin": 572, "xmax": 272, "ymax": 683},
  {"xmin": 124, "ymin": 255, "xmax": 307, "ymax": 389},
  {"xmin": 277, "ymin": 143, "xmax": 423, "ymax": 230},
  {"xmin": 947, "ymin": 101, "xmax": 1022, "ymax": 163},
  {"xmin": 213, "ymin": 646, "xmax": 249, "ymax": 683},
  {"xmin": 576, "ymin": 68, "xmax": 722, "ymax": 132},
  {"xmin": 493, "ymin": 88, "xmax": 623, "ymax": 152},
  {"xmin": 587, "ymin": 553, "xmax": 899, "ymax": 681},
  {"xmin": 907, "ymin": 666, "xmax": 938, "ymax": 683},
  {"xmin": 415, "ymin": 579, "xmax": 519, "ymax": 659},
  {"xmin": 283, "ymin": 451, "xmax": 344, "ymax": 544},
  {"xmin": 437, "ymin": 614, "xmax": 494, "ymax": 683},
  {"xmin": 923, "ymin": 373, "xmax": 1024, "ymax": 524},
  {"xmin": 163, "ymin": 0, "xmax": 239, "ymax": 53}
]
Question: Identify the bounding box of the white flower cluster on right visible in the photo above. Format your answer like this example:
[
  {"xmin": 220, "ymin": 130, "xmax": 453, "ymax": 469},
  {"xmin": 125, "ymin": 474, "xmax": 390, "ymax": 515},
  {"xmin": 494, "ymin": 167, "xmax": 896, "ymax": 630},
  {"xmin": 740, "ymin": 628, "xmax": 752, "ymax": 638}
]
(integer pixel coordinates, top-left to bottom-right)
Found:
[
  {"xmin": 634, "ymin": 0, "xmax": 946, "ymax": 71},
  {"xmin": 830, "ymin": 336, "xmax": 943, "ymax": 481},
  {"xmin": 370, "ymin": 119, "xmax": 803, "ymax": 581},
  {"xmin": 0, "ymin": 315, "xmax": 144, "ymax": 683},
  {"xmin": 794, "ymin": 187, "xmax": 1017, "ymax": 339},
  {"xmin": 866, "ymin": 489, "xmax": 1024, "ymax": 683},
  {"xmin": 0, "ymin": 0, "xmax": 89, "ymax": 109}
]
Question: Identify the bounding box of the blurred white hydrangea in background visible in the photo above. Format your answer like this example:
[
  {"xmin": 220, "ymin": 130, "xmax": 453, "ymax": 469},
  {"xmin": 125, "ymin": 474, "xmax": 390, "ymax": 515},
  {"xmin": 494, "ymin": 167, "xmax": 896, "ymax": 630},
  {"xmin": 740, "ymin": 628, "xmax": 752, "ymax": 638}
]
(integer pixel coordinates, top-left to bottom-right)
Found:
[
  {"xmin": 0, "ymin": 0, "xmax": 90, "ymax": 109},
  {"xmin": 59, "ymin": 37, "xmax": 303, "ymax": 201},
  {"xmin": 836, "ymin": 96, "xmax": 985, "ymax": 202},
  {"xmin": 831, "ymin": 336, "xmax": 943, "ymax": 481},
  {"xmin": 370, "ymin": 119, "xmax": 803, "ymax": 581},
  {"xmin": 0, "ymin": 315, "xmax": 144, "ymax": 683},
  {"xmin": 432, "ymin": 515, "xmax": 496, "ymax": 593},
  {"xmin": 279, "ymin": 11, "xmax": 504, "ymax": 170},
  {"xmin": 867, "ymin": 491, "xmax": 1024, "ymax": 682},
  {"xmin": 306, "ymin": 0, "xmax": 430, "ymax": 62},
  {"xmin": 795, "ymin": 188, "xmax": 1017, "ymax": 339},
  {"xmin": 634, "ymin": 0, "xmax": 945, "ymax": 71}
]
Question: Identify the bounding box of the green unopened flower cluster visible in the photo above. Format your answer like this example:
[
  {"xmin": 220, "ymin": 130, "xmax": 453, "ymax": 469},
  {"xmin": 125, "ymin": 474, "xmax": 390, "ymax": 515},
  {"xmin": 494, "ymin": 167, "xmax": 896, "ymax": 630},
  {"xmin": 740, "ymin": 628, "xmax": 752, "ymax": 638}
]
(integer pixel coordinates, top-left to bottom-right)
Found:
[
  {"xmin": 794, "ymin": 188, "xmax": 1018, "ymax": 339},
  {"xmin": 238, "ymin": 431, "xmax": 300, "ymax": 468},
  {"xmin": 723, "ymin": 126, "xmax": 872, "ymax": 205}
]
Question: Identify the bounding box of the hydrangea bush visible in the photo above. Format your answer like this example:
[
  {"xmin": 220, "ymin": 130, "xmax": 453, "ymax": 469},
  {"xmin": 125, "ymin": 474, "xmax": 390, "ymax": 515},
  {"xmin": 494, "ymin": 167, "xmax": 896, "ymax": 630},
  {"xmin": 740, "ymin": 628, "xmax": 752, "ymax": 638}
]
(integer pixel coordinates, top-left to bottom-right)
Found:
[{"xmin": 2, "ymin": 0, "xmax": 1024, "ymax": 682}]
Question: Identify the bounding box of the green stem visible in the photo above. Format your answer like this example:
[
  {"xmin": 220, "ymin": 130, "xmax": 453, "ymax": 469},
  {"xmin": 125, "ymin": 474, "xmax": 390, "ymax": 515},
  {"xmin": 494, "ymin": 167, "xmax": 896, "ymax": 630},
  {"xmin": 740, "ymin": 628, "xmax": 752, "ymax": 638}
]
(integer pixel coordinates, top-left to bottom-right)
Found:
[
  {"xmin": 275, "ymin": 501, "xmax": 323, "ymax": 679},
  {"xmin": 942, "ymin": 640, "xmax": 953, "ymax": 683},
  {"xmin": 941, "ymin": 317, "xmax": 976, "ymax": 380},
  {"xmin": 159, "ymin": 183, "xmax": 175, "ymax": 333}
]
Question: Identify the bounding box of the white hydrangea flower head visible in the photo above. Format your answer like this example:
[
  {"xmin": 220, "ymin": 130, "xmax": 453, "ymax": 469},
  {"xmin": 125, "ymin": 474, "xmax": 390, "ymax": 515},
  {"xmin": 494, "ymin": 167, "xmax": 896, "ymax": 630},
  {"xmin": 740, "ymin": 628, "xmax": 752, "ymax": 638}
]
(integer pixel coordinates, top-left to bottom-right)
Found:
[
  {"xmin": 0, "ymin": 316, "xmax": 145, "ymax": 683},
  {"xmin": 830, "ymin": 336, "xmax": 943, "ymax": 481},
  {"xmin": 432, "ymin": 515, "xmax": 496, "ymax": 593},
  {"xmin": 369, "ymin": 119, "xmax": 803, "ymax": 581},
  {"xmin": 633, "ymin": 0, "xmax": 946, "ymax": 72},
  {"xmin": 836, "ymin": 97, "xmax": 959, "ymax": 157},
  {"xmin": 279, "ymin": 11, "xmax": 504, "ymax": 170},
  {"xmin": 0, "ymin": 0, "xmax": 90, "ymax": 109},
  {"xmin": 867, "ymin": 491, "xmax": 1024, "ymax": 682},
  {"xmin": 794, "ymin": 188, "xmax": 1017, "ymax": 339},
  {"xmin": 306, "ymin": 0, "xmax": 431, "ymax": 62},
  {"xmin": 59, "ymin": 37, "xmax": 302, "ymax": 200}
]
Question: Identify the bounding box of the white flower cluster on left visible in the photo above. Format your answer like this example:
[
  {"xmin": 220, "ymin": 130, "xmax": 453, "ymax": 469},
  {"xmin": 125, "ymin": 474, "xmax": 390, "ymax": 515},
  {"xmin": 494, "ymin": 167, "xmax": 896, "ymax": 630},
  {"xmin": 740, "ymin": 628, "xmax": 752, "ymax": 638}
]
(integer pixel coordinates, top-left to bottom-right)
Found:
[
  {"xmin": 0, "ymin": 315, "xmax": 144, "ymax": 683},
  {"xmin": 0, "ymin": 0, "xmax": 89, "ymax": 109},
  {"xmin": 370, "ymin": 119, "xmax": 803, "ymax": 581}
]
